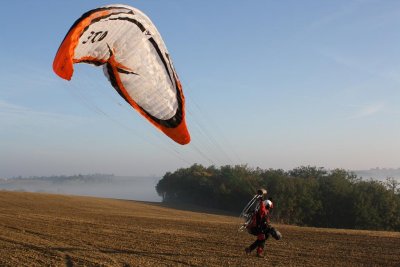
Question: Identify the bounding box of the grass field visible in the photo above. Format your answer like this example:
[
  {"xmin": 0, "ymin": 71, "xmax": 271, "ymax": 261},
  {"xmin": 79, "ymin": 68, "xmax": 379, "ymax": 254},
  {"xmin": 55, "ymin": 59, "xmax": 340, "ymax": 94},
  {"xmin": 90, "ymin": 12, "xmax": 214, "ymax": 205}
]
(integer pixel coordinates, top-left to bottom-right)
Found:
[{"xmin": 0, "ymin": 191, "xmax": 399, "ymax": 266}]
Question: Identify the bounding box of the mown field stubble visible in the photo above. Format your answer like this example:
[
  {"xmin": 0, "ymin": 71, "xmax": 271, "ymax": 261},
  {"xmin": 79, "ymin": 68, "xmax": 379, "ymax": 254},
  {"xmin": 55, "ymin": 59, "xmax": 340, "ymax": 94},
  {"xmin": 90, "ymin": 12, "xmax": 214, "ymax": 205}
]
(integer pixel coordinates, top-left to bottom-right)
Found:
[{"xmin": 0, "ymin": 191, "xmax": 399, "ymax": 266}]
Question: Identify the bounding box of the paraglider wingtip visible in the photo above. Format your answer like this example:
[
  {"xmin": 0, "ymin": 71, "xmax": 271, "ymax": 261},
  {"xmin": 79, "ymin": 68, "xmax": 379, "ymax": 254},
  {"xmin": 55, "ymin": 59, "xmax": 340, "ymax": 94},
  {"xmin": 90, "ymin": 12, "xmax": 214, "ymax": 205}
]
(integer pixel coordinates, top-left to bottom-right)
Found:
[
  {"xmin": 53, "ymin": 59, "xmax": 74, "ymax": 81},
  {"xmin": 177, "ymin": 135, "xmax": 191, "ymax": 145}
]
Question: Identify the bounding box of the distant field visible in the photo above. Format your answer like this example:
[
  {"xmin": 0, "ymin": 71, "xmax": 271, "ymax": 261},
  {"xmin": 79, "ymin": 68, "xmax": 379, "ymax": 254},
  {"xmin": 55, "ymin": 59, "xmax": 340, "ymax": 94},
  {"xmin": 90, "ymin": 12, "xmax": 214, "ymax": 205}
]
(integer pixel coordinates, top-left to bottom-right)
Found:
[{"xmin": 0, "ymin": 191, "xmax": 399, "ymax": 266}]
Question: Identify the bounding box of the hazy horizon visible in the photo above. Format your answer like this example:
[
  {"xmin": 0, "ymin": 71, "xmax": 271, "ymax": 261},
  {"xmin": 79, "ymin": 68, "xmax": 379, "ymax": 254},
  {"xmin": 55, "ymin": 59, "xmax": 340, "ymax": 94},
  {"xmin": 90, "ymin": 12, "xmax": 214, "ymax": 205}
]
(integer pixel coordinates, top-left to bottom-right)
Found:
[{"xmin": 1, "ymin": 165, "xmax": 400, "ymax": 180}]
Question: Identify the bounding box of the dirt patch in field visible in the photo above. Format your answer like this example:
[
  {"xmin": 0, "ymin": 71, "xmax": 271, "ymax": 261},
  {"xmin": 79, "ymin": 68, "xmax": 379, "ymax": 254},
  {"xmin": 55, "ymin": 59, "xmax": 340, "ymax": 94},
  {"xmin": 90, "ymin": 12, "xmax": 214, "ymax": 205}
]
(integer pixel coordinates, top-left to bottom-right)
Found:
[{"xmin": 0, "ymin": 191, "xmax": 399, "ymax": 266}]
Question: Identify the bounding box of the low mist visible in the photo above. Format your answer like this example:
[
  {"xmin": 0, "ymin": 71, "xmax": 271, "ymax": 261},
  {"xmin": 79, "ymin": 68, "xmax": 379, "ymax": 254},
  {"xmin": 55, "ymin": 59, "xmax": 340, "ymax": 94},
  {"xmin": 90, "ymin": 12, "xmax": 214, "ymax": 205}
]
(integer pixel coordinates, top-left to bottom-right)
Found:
[{"xmin": 0, "ymin": 175, "xmax": 161, "ymax": 202}]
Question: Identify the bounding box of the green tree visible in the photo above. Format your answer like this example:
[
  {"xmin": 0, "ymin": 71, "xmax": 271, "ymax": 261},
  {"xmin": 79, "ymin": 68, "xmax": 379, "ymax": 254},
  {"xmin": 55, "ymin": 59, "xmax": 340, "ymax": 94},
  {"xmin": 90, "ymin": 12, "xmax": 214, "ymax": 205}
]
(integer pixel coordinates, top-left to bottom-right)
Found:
[{"xmin": 156, "ymin": 164, "xmax": 400, "ymax": 231}]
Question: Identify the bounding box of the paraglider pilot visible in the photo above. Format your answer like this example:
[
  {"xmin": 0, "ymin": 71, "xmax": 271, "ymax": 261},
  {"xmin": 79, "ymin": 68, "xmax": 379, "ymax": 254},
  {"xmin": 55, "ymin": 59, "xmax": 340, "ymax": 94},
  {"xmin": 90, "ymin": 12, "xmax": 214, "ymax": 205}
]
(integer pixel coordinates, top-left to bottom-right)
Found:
[{"xmin": 245, "ymin": 188, "xmax": 281, "ymax": 258}]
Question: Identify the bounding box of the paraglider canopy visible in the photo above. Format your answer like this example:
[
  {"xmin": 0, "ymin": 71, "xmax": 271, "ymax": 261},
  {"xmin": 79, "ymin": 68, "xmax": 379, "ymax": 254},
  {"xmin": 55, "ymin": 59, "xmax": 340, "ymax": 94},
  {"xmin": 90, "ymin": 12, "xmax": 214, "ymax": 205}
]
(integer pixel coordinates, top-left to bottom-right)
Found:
[{"xmin": 53, "ymin": 4, "xmax": 190, "ymax": 145}]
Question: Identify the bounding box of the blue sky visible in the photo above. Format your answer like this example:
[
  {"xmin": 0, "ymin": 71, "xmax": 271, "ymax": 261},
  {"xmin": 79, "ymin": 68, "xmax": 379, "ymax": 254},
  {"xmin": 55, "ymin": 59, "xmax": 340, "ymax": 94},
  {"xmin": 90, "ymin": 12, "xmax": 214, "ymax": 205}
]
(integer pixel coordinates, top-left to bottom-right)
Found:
[{"xmin": 1, "ymin": 0, "xmax": 399, "ymax": 178}]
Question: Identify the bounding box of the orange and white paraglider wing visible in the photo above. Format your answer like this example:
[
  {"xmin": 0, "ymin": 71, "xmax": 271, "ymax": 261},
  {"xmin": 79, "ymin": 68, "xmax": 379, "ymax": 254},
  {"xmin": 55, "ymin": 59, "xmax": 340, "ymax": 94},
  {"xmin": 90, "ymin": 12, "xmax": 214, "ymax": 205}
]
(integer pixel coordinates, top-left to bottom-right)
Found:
[{"xmin": 53, "ymin": 5, "xmax": 190, "ymax": 145}]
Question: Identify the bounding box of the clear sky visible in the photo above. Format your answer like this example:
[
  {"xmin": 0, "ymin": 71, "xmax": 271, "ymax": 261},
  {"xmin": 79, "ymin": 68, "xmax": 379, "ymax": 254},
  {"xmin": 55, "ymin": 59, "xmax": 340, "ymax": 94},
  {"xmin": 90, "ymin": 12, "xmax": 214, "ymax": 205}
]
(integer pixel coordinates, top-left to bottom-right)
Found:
[{"xmin": 1, "ymin": 0, "xmax": 399, "ymax": 178}]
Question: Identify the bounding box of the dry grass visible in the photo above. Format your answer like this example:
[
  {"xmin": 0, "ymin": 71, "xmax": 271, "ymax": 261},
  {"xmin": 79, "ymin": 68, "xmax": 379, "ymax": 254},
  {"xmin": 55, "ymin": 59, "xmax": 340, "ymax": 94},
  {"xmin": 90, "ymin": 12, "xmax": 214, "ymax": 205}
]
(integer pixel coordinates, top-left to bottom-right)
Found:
[{"xmin": 0, "ymin": 191, "xmax": 399, "ymax": 266}]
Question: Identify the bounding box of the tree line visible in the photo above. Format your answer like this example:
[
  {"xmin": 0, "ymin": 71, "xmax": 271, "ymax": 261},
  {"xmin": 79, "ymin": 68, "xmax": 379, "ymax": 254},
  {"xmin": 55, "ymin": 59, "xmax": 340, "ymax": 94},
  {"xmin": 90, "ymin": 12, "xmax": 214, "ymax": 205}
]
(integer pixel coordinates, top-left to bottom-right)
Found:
[{"xmin": 156, "ymin": 164, "xmax": 400, "ymax": 231}]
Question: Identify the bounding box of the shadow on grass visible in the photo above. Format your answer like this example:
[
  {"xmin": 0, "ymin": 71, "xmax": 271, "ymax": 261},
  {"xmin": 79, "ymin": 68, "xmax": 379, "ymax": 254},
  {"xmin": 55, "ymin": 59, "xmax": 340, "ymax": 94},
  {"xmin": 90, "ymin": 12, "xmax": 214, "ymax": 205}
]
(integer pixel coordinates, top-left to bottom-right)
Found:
[{"xmin": 65, "ymin": 254, "xmax": 73, "ymax": 267}]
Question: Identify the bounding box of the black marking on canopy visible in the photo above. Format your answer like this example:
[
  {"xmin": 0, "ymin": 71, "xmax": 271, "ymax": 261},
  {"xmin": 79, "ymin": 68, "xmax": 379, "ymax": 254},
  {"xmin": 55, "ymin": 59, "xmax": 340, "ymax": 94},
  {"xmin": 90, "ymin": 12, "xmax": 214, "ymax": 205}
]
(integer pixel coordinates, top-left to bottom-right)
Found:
[
  {"xmin": 148, "ymin": 37, "xmax": 174, "ymax": 86},
  {"xmin": 78, "ymin": 60, "xmax": 104, "ymax": 66},
  {"xmin": 117, "ymin": 68, "xmax": 139, "ymax": 75},
  {"xmin": 108, "ymin": 17, "xmax": 146, "ymax": 32},
  {"xmin": 105, "ymin": 63, "xmax": 130, "ymax": 104}
]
